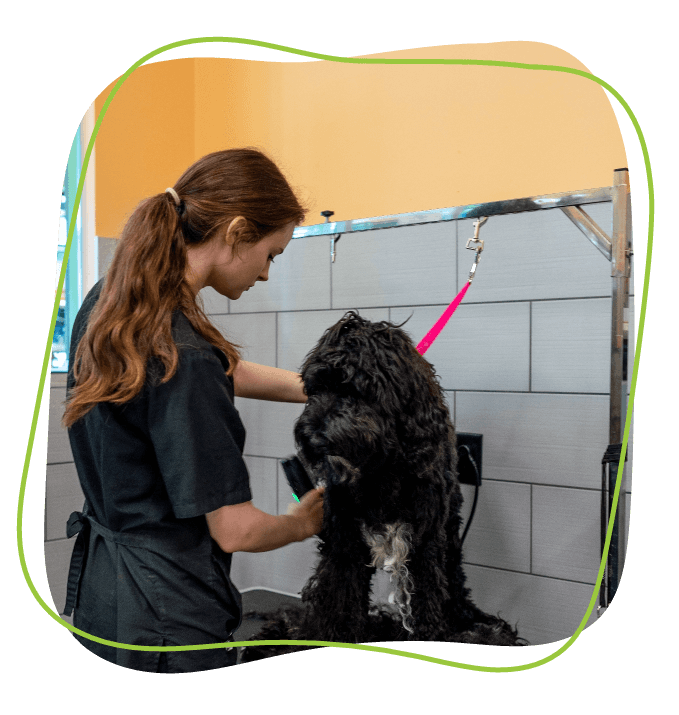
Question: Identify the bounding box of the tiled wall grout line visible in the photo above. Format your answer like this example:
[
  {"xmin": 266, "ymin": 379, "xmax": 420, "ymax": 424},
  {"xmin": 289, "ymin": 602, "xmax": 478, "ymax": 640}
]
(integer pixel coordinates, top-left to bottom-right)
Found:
[
  {"xmin": 529, "ymin": 301, "xmax": 533, "ymax": 392},
  {"xmin": 462, "ymin": 560, "xmax": 599, "ymax": 587}
]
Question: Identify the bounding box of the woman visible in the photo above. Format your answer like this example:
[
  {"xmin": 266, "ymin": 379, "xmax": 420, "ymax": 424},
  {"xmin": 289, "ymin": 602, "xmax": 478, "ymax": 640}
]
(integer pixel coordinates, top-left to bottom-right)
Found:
[{"xmin": 62, "ymin": 148, "xmax": 324, "ymax": 673}]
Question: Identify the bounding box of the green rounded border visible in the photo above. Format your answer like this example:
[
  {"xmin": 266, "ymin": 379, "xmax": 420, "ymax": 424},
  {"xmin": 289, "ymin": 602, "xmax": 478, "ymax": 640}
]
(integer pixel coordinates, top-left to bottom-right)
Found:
[{"xmin": 29, "ymin": 42, "xmax": 655, "ymax": 673}]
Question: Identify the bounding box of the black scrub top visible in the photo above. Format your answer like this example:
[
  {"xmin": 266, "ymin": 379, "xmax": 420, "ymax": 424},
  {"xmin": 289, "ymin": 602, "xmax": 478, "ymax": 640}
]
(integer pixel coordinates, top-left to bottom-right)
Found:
[{"xmin": 64, "ymin": 279, "xmax": 252, "ymax": 673}]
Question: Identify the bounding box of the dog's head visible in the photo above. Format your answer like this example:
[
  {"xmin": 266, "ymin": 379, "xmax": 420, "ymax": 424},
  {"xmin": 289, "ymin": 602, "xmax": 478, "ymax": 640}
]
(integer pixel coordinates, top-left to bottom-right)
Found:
[
  {"xmin": 299, "ymin": 311, "xmax": 430, "ymax": 401},
  {"xmin": 295, "ymin": 311, "xmax": 456, "ymax": 485}
]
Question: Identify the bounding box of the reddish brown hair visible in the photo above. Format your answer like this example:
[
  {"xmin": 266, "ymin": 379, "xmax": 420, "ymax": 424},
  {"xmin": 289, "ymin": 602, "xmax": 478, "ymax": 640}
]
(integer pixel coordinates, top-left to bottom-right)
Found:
[{"xmin": 63, "ymin": 148, "xmax": 306, "ymax": 427}]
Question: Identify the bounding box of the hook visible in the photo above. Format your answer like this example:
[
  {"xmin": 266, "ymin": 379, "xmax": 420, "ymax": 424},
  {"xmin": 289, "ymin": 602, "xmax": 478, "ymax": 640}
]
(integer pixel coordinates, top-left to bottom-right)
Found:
[
  {"xmin": 322, "ymin": 210, "xmax": 342, "ymax": 263},
  {"xmin": 465, "ymin": 216, "xmax": 488, "ymax": 253}
]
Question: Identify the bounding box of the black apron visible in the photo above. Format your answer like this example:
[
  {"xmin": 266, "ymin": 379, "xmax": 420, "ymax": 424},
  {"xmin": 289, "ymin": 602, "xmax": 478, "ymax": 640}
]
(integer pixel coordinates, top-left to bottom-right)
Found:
[
  {"xmin": 63, "ymin": 279, "xmax": 253, "ymax": 673},
  {"xmin": 64, "ymin": 505, "xmax": 241, "ymax": 673}
]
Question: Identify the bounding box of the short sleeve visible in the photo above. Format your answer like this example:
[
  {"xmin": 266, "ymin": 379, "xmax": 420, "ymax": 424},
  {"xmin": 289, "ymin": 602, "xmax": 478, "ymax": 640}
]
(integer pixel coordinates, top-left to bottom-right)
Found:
[{"xmin": 147, "ymin": 350, "xmax": 252, "ymax": 519}]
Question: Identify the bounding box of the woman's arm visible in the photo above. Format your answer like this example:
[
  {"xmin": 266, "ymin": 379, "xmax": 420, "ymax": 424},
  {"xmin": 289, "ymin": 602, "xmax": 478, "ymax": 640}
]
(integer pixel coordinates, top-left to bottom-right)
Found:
[{"xmin": 232, "ymin": 360, "xmax": 307, "ymax": 403}]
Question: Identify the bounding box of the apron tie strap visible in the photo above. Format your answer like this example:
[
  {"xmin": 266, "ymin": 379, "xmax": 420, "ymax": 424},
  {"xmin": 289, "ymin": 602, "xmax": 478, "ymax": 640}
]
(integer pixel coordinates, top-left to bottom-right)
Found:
[{"xmin": 63, "ymin": 510, "xmax": 90, "ymax": 617}]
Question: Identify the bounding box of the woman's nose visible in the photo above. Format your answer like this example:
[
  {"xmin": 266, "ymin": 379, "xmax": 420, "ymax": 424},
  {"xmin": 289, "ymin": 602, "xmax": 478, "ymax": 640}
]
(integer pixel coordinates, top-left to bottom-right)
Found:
[{"xmin": 258, "ymin": 265, "xmax": 270, "ymax": 282}]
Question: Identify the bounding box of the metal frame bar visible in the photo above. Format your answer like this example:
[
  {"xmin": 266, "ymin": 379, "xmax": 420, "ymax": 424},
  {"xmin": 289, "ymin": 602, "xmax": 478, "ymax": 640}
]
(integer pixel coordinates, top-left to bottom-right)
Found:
[
  {"xmin": 292, "ymin": 186, "xmax": 614, "ymax": 239},
  {"xmin": 295, "ymin": 171, "xmax": 632, "ymax": 613}
]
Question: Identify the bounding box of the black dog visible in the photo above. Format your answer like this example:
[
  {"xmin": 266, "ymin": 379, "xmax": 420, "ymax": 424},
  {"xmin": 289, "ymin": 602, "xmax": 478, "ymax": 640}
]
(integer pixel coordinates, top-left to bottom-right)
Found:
[{"xmin": 241, "ymin": 312, "xmax": 525, "ymax": 661}]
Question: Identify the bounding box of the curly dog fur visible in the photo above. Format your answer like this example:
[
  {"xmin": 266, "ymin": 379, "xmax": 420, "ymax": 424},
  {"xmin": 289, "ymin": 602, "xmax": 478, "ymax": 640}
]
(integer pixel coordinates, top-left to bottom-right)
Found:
[{"xmin": 241, "ymin": 312, "xmax": 525, "ymax": 661}]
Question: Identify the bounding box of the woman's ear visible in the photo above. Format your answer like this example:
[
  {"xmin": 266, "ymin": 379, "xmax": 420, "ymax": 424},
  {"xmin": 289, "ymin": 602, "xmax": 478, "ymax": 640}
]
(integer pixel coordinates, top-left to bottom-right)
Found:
[{"xmin": 223, "ymin": 216, "xmax": 247, "ymax": 247}]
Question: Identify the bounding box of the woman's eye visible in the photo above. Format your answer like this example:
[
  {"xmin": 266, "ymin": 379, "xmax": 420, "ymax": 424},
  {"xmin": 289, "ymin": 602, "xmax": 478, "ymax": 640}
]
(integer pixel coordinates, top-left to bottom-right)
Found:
[{"xmin": 269, "ymin": 255, "xmax": 275, "ymax": 263}]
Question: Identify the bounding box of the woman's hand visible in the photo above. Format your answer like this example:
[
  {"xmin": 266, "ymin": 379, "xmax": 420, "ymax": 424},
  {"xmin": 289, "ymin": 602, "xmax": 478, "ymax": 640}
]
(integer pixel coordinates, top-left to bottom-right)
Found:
[{"xmin": 286, "ymin": 487, "xmax": 325, "ymax": 539}]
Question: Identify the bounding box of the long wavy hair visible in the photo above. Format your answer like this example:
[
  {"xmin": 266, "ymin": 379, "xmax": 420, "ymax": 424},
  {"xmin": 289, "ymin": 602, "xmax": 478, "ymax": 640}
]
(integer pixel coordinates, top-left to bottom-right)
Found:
[{"xmin": 63, "ymin": 148, "xmax": 306, "ymax": 428}]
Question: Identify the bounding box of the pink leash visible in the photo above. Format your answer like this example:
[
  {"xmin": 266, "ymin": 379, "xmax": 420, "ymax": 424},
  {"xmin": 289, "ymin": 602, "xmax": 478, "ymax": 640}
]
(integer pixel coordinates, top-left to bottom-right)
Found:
[
  {"xmin": 416, "ymin": 281, "xmax": 470, "ymax": 355},
  {"xmin": 415, "ymin": 216, "xmax": 488, "ymax": 356}
]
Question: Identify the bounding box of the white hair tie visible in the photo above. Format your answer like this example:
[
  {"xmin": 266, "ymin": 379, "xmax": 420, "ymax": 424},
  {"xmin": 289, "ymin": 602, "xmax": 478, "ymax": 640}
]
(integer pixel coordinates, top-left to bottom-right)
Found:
[{"xmin": 165, "ymin": 187, "xmax": 180, "ymax": 208}]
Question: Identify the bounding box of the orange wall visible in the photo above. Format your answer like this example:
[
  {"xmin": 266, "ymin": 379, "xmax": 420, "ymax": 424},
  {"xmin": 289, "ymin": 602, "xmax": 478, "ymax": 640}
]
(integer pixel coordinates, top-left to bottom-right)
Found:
[{"xmin": 94, "ymin": 42, "xmax": 626, "ymax": 237}]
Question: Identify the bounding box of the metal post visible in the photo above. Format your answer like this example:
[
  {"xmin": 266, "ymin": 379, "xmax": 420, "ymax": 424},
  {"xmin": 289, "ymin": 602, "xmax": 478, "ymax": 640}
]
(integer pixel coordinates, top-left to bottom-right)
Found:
[{"xmin": 607, "ymin": 168, "xmax": 632, "ymax": 602}]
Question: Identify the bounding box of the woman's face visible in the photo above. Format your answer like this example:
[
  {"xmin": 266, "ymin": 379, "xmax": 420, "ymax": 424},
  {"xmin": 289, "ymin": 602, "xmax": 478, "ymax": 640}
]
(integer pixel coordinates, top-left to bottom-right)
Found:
[{"xmin": 206, "ymin": 221, "xmax": 296, "ymax": 300}]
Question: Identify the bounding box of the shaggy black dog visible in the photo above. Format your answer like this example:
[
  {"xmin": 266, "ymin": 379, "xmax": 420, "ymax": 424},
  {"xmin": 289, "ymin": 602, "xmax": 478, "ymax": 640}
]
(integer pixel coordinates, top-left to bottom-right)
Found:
[{"xmin": 241, "ymin": 312, "xmax": 525, "ymax": 662}]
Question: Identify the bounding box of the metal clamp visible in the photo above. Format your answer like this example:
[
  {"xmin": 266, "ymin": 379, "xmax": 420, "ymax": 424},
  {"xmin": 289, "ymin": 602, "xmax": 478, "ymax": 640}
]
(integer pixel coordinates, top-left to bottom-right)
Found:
[
  {"xmin": 465, "ymin": 216, "xmax": 488, "ymax": 283},
  {"xmin": 465, "ymin": 216, "xmax": 488, "ymax": 253}
]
